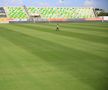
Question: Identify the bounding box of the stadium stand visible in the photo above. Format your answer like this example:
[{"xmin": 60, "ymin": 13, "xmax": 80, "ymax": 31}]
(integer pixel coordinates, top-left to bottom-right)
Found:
[
  {"xmin": 4, "ymin": 7, "xmax": 28, "ymax": 19},
  {"xmin": 27, "ymin": 7, "xmax": 96, "ymax": 19},
  {"xmin": 27, "ymin": 7, "xmax": 39, "ymax": 15},
  {"xmin": 0, "ymin": 7, "xmax": 7, "ymax": 18},
  {"xmin": 0, "ymin": 6, "xmax": 97, "ymax": 22}
]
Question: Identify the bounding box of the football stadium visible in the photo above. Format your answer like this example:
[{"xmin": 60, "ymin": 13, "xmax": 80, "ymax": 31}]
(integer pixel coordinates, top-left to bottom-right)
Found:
[{"xmin": 0, "ymin": 0, "xmax": 108, "ymax": 90}]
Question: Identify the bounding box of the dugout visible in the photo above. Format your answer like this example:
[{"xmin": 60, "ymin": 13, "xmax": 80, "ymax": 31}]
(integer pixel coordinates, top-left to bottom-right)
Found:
[{"xmin": 29, "ymin": 14, "xmax": 41, "ymax": 23}]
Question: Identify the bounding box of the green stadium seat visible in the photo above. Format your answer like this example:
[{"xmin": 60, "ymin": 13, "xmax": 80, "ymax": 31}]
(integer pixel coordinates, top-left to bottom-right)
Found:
[
  {"xmin": 5, "ymin": 7, "xmax": 28, "ymax": 19},
  {"xmin": 5, "ymin": 7, "xmax": 96, "ymax": 19}
]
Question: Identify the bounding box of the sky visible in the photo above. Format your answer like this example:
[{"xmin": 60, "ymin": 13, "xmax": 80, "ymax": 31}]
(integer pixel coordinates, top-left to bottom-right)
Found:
[{"xmin": 0, "ymin": 0, "xmax": 108, "ymax": 11}]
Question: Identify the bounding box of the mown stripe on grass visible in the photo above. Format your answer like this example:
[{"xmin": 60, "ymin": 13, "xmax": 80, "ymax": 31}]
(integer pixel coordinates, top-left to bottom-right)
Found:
[
  {"xmin": 7, "ymin": 24, "xmax": 108, "ymax": 58},
  {"xmin": 0, "ymin": 31, "xmax": 95, "ymax": 90},
  {"xmin": 47, "ymin": 23, "xmax": 108, "ymax": 31},
  {"xmin": 14, "ymin": 24, "xmax": 108, "ymax": 45},
  {"xmin": 0, "ymin": 26, "xmax": 108, "ymax": 90},
  {"xmin": 0, "ymin": 28, "xmax": 97, "ymax": 90},
  {"xmin": 30, "ymin": 23, "xmax": 108, "ymax": 37}
]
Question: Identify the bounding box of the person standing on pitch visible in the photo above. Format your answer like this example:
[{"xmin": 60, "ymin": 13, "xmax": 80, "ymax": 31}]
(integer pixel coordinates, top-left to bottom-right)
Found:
[{"xmin": 56, "ymin": 24, "xmax": 59, "ymax": 31}]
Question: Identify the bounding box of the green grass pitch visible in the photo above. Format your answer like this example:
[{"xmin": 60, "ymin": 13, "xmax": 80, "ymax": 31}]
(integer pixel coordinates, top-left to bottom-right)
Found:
[{"xmin": 0, "ymin": 22, "xmax": 108, "ymax": 90}]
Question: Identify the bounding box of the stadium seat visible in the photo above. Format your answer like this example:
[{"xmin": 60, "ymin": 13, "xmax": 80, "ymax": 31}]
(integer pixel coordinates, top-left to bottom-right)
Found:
[
  {"xmin": 5, "ymin": 7, "xmax": 28, "ymax": 19},
  {"xmin": 5, "ymin": 7, "xmax": 96, "ymax": 19}
]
